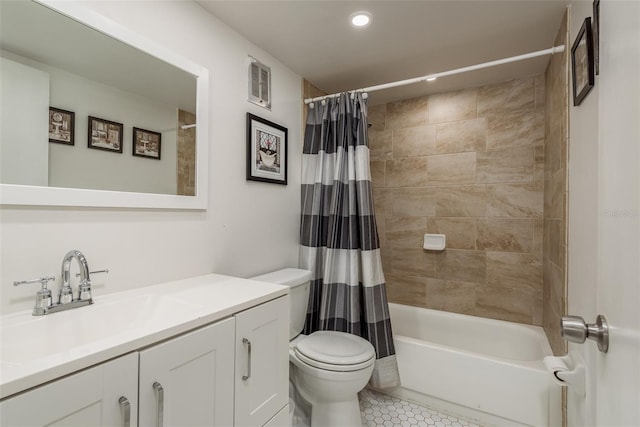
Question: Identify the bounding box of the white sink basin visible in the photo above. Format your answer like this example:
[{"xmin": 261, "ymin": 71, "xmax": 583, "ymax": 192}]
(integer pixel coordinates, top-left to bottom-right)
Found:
[{"xmin": 1, "ymin": 294, "xmax": 202, "ymax": 366}]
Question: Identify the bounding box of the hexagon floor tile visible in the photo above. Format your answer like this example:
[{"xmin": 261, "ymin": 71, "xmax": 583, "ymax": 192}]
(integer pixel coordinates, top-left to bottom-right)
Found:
[{"xmin": 359, "ymin": 389, "xmax": 482, "ymax": 427}]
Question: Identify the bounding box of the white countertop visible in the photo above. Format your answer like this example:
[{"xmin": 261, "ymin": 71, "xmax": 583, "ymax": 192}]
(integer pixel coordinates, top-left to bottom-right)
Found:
[{"xmin": 0, "ymin": 274, "xmax": 288, "ymax": 399}]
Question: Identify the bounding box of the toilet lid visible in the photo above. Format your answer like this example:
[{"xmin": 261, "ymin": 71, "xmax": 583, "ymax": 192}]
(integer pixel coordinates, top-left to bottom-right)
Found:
[{"xmin": 294, "ymin": 331, "xmax": 375, "ymax": 369}]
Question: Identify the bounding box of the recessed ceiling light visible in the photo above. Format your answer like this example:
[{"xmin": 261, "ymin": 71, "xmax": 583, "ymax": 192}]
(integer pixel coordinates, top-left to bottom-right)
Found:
[{"xmin": 350, "ymin": 12, "xmax": 372, "ymax": 28}]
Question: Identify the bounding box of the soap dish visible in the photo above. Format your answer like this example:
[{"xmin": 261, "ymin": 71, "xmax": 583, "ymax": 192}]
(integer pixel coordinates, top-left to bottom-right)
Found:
[{"xmin": 423, "ymin": 234, "xmax": 446, "ymax": 251}]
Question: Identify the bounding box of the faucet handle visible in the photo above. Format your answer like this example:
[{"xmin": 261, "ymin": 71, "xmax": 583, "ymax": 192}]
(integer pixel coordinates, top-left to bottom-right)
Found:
[
  {"xmin": 75, "ymin": 268, "xmax": 109, "ymax": 278},
  {"xmin": 14, "ymin": 276, "xmax": 55, "ymax": 315}
]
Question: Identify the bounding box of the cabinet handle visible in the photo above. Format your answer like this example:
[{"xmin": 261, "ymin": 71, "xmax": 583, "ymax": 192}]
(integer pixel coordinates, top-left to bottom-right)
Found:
[
  {"xmin": 242, "ymin": 338, "xmax": 252, "ymax": 381},
  {"xmin": 153, "ymin": 381, "xmax": 164, "ymax": 427},
  {"xmin": 119, "ymin": 396, "xmax": 131, "ymax": 427}
]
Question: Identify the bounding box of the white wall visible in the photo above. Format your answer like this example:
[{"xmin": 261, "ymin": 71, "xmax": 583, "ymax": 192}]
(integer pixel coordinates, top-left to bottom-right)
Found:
[
  {"xmin": 566, "ymin": 1, "xmax": 599, "ymax": 425},
  {"xmin": 0, "ymin": 57, "xmax": 49, "ymax": 186},
  {"xmin": 0, "ymin": 1, "xmax": 302, "ymax": 314}
]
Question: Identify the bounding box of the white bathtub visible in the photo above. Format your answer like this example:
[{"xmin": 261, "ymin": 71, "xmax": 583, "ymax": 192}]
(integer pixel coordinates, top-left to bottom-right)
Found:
[{"xmin": 387, "ymin": 303, "xmax": 561, "ymax": 427}]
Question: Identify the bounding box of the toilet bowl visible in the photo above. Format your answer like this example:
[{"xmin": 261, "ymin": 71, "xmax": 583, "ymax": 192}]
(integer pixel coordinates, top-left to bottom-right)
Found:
[{"xmin": 251, "ymin": 269, "xmax": 375, "ymax": 427}]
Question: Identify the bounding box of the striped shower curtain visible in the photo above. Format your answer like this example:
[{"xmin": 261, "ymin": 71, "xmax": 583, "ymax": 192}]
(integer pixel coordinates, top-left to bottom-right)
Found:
[{"xmin": 299, "ymin": 93, "xmax": 400, "ymax": 389}]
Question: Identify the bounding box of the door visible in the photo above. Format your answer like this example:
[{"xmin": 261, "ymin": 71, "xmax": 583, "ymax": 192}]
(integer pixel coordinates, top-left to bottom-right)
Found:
[
  {"xmin": 567, "ymin": 1, "xmax": 640, "ymax": 426},
  {"xmin": 139, "ymin": 318, "xmax": 235, "ymax": 427},
  {"xmin": 234, "ymin": 296, "xmax": 290, "ymax": 427},
  {"xmin": 0, "ymin": 352, "xmax": 138, "ymax": 427}
]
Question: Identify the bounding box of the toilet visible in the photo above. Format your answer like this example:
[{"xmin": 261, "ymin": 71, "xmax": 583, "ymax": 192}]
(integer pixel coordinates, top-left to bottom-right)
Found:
[{"xmin": 251, "ymin": 268, "xmax": 375, "ymax": 427}]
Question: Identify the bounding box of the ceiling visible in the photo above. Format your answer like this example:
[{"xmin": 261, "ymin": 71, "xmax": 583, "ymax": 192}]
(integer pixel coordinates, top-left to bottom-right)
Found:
[{"xmin": 198, "ymin": 0, "xmax": 568, "ymax": 105}]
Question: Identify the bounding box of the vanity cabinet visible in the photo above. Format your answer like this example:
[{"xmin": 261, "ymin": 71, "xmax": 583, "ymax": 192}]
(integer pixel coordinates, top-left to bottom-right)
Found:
[
  {"xmin": 234, "ymin": 295, "xmax": 290, "ymax": 426},
  {"xmin": 0, "ymin": 296, "xmax": 290, "ymax": 427},
  {"xmin": 139, "ymin": 318, "xmax": 235, "ymax": 426},
  {"xmin": 0, "ymin": 352, "xmax": 138, "ymax": 426}
]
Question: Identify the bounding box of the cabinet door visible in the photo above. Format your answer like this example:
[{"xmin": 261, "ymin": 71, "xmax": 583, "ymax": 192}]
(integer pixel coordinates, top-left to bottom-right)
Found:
[
  {"xmin": 0, "ymin": 352, "xmax": 138, "ymax": 427},
  {"xmin": 138, "ymin": 318, "xmax": 235, "ymax": 427},
  {"xmin": 234, "ymin": 296, "xmax": 290, "ymax": 427}
]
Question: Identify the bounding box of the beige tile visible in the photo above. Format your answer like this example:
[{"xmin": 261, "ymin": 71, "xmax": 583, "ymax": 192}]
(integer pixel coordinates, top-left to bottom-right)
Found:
[
  {"xmin": 486, "ymin": 109, "xmax": 545, "ymax": 150},
  {"xmin": 544, "ymin": 126, "xmax": 563, "ymax": 175},
  {"xmin": 373, "ymin": 188, "xmax": 394, "ymax": 216},
  {"xmin": 370, "ymin": 160, "xmax": 385, "ymax": 188},
  {"xmin": 535, "ymin": 74, "xmax": 546, "ymax": 110},
  {"xmin": 433, "ymin": 185, "xmax": 487, "ymax": 217},
  {"xmin": 427, "ymin": 152, "xmax": 476, "ymax": 184},
  {"xmin": 474, "ymin": 286, "xmax": 534, "ymax": 324},
  {"xmin": 427, "ymin": 89, "xmax": 477, "ymax": 124},
  {"xmin": 368, "ymin": 104, "xmax": 386, "ymax": 131},
  {"xmin": 386, "ymin": 157, "xmax": 428, "ymax": 187},
  {"xmin": 380, "ymin": 245, "xmax": 393, "ymax": 275},
  {"xmin": 435, "ymin": 118, "xmax": 486, "ymax": 154},
  {"xmin": 477, "ymin": 77, "xmax": 535, "ymax": 115},
  {"xmin": 392, "ymin": 125, "xmax": 436, "ymax": 158},
  {"xmin": 545, "ymin": 168, "xmax": 566, "ymax": 219},
  {"xmin": 392, "ymin": 187, "xmax": 437, "ymax": 217},
  {"xmin": 385, "ymin": 272, "xmax": 427, "ymax": 308},
  {"xmin": 533, "ymin": 219, "xmax": 544, "ymax": 252},
  {"xmin": 544, "ymin": 219, "xmax": 563, "ymax": 267},
  {"xmin": 487, "ymin": 182, "xmax": 543, "ymax": 218},
  {"xmin": 386, "ymin": 96, "xmax": 429, "ymax": 130},
  {"xmin": 486, "ymin": 251, "xmax": 542, "ymax": 291},
  {"xmin": 477, "ymin": 219, "xmax": 533, "ymax": 252},
  {"xmin": 369, "ymin": 129, "xmax": 393, "ymax": 161},
  {"xmin": 386, "ymin": 217, "xmax": 428, "ymax": 248},
  {"xmin": 427, "ymin": 218, "xmax": 476, "ymax": 250},
  {"xmin": 392, "ymin": 247, "xmax": 438, "ymax": 277},
  {"xmin": 534, "ymin": 146, "xmax": 545, "ymax": 181},
  {"xmin": 437, "ymin": 249, "xmax": 486, "ymax": 283},
  {"xmin": 426, "ymin": 280, "xmax": 476, "ymax": 314},
  {"xmin": 543, "ymin": 258, "xmax": 565, "ymax": 316},
  {"xmin": 476, "ymin": 146, "xmax": 534, "ymax": 183},
  {"xmin": 532, "ymin": 290, "xmax": 543, "ymax": 326},
  {"xmin": 378, "ymin": 216, "xmax": 387, "ymax": 247}
]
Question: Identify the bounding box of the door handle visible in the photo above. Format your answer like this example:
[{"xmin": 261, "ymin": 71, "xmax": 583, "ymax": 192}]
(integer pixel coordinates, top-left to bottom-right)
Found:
[{"xmin": 560, "ymin": 314, "xmax": 609, "ymax": 352}]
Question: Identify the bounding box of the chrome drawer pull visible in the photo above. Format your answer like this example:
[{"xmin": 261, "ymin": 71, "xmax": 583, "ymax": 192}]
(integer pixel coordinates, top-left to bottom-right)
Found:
[
  {"xmin": 118, "ymin": 396, "xmax": 130, "ymax": 427},
  {"xmin": 242, "ymin": 338, "xmax": 252, "ymax": 381},
  {"xmin": 153, "ymin": 381, "xmax": 164, "ymax": 427}
]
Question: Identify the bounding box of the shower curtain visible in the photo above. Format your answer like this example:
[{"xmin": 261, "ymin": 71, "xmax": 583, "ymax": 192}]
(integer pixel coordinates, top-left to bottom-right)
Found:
[{"xmin": 300, "ymin": 93, "xmax": 400, "ymax": 389}]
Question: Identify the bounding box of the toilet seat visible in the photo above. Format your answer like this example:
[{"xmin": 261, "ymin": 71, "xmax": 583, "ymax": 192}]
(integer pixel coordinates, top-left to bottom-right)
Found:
[{"xmin": 293, "ymin": 331, "xmax": 375, "ymax": 372}]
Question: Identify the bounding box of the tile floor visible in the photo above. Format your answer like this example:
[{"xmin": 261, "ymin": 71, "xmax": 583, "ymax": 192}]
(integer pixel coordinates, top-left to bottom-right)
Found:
[{"xmin": 359, "ymin": 389, "xmax": 481, "ymax": 427}]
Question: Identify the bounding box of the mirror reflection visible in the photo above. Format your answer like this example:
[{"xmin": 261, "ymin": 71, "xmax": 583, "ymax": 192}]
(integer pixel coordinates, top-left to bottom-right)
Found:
[{"xmin": 0, "ymin": 0, "xmax": 197, "ymax": 196}]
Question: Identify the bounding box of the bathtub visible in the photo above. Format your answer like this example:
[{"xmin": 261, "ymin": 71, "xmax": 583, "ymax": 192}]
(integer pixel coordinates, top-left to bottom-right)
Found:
[{"xmin": 387, "ymin": 303, "xmax": 561, "ymax": 427}]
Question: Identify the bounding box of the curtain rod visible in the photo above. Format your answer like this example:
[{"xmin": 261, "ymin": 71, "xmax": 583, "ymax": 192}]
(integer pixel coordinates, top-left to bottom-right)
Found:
[{"xmin": 304, "ymin": 45, "xmax": 565, "ymax": 106}]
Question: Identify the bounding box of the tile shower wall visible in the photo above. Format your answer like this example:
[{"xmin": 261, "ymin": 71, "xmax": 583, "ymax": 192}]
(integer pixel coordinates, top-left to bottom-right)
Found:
[
  {"xmin": 543, "ymin": 11, "xmax": 569, "ymax": 355},
  {"xmin": 370, "ymin": 76, "xmax": 546, "ymax": 325}
]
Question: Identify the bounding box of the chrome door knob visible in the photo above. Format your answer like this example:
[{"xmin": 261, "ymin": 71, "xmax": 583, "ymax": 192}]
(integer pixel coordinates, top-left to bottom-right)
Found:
[{"xmin": 560, "ymin": 314, "xmax": 609, "ymax": 353}]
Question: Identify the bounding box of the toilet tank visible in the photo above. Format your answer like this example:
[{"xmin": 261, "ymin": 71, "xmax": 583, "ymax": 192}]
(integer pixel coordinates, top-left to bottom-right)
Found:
[{"xmin": 250, "ymin": 268, "xmax": 312, "ymax": 340}]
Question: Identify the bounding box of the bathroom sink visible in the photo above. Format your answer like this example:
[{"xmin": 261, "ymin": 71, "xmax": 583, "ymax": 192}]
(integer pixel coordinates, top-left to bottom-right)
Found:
[{"xmin": 0, "ymin": 293, "xmax": 204, "ymax": 366}]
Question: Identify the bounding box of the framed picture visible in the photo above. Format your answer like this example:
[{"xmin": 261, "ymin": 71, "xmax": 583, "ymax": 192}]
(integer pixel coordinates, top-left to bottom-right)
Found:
[
  {"xmin": 571, "ymin": 17, "xmax": 595, "ymax": 106},
  {"xmin": 593, "ymin": 0, "xmax": 600, "ymax": 75},
  {"xmin": 246, "ymin": 113, "xmax": 287, "ymax": 185},
  {"xmin": 132, "ymin": 127, "xmax": 161, "ymax": 160},
  {"xmin": 88, "ymin": 116, "xmax": 123, "ymax": 153},
  {"xmin": 48, "ymin": 107, "xmax": 75, "ymax": 145}
]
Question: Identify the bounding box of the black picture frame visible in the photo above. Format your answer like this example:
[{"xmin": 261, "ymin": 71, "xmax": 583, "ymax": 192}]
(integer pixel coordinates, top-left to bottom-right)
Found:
[
  {"xmin": 246, "ymin": 113, "xmax": 287, "ymax": 185},
  {"xmin": 48, "ymin": 107, "xmax": 75, "ymax": 145},
  {"xmin": 132, "ymin": 127, "xmax": 162, "ymax": 160},
  {"xmin": 593, "ymin": 0, "xmax": 600, "ymax": 75},
  {"xmin": 571, "ymin": 17, "xmax": 595, "ymax": 106},
  {"xmin": 88, "ymin": 116, "xmax": 124, "ymax": 153}
]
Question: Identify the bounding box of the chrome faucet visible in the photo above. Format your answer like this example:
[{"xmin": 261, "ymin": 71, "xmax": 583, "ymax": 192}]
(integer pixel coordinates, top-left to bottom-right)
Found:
[
  {"xmin": 14, "ymin": 250, "xmax": 107, "ymax": 316},
  {"xmin": 60, "ymin": 250, "xmax": 91, "ymax": 304}
]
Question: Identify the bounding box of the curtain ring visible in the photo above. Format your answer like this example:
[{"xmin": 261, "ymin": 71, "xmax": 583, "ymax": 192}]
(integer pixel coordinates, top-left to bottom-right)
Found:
[
  {"xmin": 321, "ymin": 99, "xmax": 326, "ymax": 106},
  {"xmin": 309, "ymin": 102, "xmax": 315, "ymax": 109},
  {"xmin": 362, "ymin": 93, "xmax": 369, "ymax": 99}
]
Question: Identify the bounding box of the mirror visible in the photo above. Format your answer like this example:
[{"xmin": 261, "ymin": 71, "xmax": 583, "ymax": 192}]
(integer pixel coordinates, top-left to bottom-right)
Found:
[{"xmin": 0, "ymin": 0, "xmax": 209, "ymax": 209}]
